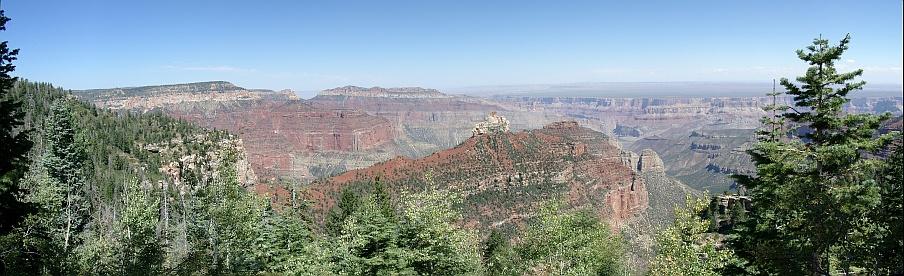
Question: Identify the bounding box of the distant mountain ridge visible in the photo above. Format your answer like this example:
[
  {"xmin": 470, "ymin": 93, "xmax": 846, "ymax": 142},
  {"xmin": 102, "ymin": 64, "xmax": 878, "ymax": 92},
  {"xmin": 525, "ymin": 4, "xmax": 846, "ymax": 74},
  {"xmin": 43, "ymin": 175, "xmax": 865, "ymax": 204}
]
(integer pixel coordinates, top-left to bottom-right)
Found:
[
  {"xmin": 74, "ymin": 81, "xmax": 297, "ymax": 111},
  {"xmin": 77, "ymin": 81, "xmax": 267, "ymax": 98},
  {"xmin": 318, "ymin": 85, "xmax": 451, "ymax": 98}
]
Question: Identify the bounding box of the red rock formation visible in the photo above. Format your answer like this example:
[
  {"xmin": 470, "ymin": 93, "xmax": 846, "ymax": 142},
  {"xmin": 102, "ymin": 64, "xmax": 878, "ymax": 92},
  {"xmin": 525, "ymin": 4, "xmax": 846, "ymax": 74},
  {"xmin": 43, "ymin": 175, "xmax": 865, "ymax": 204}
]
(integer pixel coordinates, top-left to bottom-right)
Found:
[
  {"xmin": 306, "ymin": 121, "xmax": 648, "ymax": 231},
  {"xmin": 167, "ymin": 100, "xmax": 395, "ymax": 179}
]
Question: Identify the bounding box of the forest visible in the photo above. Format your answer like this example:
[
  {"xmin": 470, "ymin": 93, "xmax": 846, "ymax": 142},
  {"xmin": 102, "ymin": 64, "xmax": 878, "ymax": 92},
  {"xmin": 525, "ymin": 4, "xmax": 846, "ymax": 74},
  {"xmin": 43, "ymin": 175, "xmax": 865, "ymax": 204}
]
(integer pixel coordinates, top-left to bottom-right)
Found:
[{"xmin": 1, "ymin": 9, "xmax": 902, "ymax": 276}]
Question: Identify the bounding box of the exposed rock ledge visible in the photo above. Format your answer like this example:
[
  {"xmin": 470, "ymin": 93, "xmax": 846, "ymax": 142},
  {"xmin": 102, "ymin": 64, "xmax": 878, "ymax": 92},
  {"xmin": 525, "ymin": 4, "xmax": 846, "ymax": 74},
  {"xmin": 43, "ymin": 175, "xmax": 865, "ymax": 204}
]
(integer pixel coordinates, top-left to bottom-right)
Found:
[
  {"xmin": 638, "ymin": 149, "xmax": 665, "ymax": 173},
  {"xmin": 472, "ymin": 112, "xmax": 510, "ymax": 136}
]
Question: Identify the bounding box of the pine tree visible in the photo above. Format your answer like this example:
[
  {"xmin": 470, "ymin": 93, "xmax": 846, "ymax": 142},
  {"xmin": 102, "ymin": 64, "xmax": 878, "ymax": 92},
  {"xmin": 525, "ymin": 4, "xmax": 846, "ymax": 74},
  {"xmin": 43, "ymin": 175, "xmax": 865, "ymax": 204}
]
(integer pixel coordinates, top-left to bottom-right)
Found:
[
  {"xmin": 325, "ymin": 189, "xmax": 360, "ymax": 236},
  {"xmin": 734, "ymin": 34, "xmax": 898, "ymax": 275},
  {"xmin": 757, "ymin": 79, "xmax": 789, "ymax": 143},
  {"xmin": 42, "ymin": 99, "xmax": 90, "ymax": 255},
  {"xmin": 372, "ymin": 176, "xmax": 394, "ymax": 219},
  {"xmin": 0, "ymin": 8, "xmax": 33, "ymax": 235}
]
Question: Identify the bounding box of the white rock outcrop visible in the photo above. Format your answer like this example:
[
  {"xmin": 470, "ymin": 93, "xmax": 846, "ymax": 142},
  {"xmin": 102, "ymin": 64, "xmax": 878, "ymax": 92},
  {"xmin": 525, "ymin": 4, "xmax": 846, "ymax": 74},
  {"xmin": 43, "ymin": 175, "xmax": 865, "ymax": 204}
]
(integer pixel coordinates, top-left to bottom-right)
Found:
[{"xmin": 472, "ymin": 112, "xmax": 510, "ymax": 136}]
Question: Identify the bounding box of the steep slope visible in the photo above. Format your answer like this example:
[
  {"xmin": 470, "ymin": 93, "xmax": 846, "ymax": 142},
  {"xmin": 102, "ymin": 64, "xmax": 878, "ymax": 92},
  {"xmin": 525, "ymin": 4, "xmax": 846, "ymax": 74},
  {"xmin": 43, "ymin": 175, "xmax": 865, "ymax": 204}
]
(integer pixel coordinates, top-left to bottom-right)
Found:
[
  {"xmin": 306, "ymin": 121, "xmax": 649, "ymax": 230},
  {"xmin": 165, "ymin": 100, "xmax": 396, "ymax": 180}
]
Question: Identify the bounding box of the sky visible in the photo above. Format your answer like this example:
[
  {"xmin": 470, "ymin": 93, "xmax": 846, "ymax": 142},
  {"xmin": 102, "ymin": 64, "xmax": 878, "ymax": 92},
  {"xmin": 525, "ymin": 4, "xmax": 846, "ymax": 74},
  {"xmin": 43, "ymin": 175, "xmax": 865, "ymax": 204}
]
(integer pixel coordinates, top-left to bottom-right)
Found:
[{"xmin": 3, "ymin": 0, "xmax": 903, "ymax": 92}]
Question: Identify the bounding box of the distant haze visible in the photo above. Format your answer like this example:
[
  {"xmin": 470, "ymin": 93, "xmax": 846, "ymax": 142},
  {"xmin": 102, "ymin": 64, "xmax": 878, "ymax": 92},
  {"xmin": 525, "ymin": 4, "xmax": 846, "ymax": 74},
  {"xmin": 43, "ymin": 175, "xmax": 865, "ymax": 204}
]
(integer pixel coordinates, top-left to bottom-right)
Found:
[{"xmin": 449, "ymin": 82, "xmax": 904, "ymax": 98}]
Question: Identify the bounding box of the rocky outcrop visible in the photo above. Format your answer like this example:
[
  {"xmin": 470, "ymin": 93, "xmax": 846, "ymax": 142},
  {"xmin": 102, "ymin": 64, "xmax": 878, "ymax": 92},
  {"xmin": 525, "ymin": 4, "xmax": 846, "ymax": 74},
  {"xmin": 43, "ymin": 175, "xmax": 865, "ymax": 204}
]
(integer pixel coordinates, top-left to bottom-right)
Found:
[
  {"xmin": 638, "ymin": 149, "xmax": 664, "ymax": 173},
  {"xmin": 614, "ymin": 124, "xmax": 642, "ymax": 137},
  {"xmin": 472, "ymin": 112, "xmax": 510, "ymax": 136},
  {"xmin": 307, "ymin": 121, "xmax": 648, "ymax": 231},
  {"xmin": 149, "ymin": 133, "xmax": 258, "ymax": 188}
]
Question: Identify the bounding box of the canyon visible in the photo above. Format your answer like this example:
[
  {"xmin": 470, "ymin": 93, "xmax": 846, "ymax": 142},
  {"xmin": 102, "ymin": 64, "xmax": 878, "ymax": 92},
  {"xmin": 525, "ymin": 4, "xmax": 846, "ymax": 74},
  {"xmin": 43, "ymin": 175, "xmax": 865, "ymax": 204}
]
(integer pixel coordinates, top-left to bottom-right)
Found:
[
  {"xmin": 75, "ymin": 81, "xmax": 903, "ymax": 194},
  {"xmin": 305, "ymin": 120, "xmax": 658, "ymax": 231},
  {"xmin": 490, "ymin": 95, "xmax": 903, "ymax": 191}
]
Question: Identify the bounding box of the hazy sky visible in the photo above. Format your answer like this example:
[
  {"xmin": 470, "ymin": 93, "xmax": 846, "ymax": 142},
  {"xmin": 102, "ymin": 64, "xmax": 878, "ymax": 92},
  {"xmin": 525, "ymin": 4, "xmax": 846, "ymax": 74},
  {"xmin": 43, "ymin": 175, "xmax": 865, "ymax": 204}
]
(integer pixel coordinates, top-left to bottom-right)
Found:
[{"xmin": 3, "ymin": 0, "xmax": 902, "ymax": 91}]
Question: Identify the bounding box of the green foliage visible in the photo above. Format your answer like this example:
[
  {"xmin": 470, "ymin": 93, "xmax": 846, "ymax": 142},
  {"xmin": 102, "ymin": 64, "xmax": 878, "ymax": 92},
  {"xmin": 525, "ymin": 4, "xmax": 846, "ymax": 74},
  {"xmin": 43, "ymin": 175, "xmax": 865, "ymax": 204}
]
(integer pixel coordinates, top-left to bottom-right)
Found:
[
  {"xmin": 331, "ymin": 188, "xmax": 483, "ymax": 275},
  {"xmin": 482, "ymin": 229, "xmax": 516, "ymax": 276},
  {"xmin": 0, "ymin": 80, "xmax": 318, "ymax": 275},
  {"xmin": 733, "ymin": 34, "xmax": 901, "ymax": 275},
  {"xmin": 869, "ymin": 143, "xmax": 903, "ymax": 273},
  {"xmin": 254, "ymin": 207, "xmax": 332, "ymax": 274},
  {"xmin": 511, "ymin": 204, "xmax": 626, "ymax": 276},
  {"xmin": 333, "ymin": 196, "xmax": 401, "ymax": 274},
  {"xmin": 394, "ymin": 188, "xmax": 483, "ymax": 275},
  {"xmin": 0, "ymin": 8, "xmax": 33, "ymax": 238},
  {"xmin": 119, "ymin": 178, "xmax": 165, "ymax": 274},
  {"xmin": 325, "ymin": 188, "xmax": 361, "ymax": 237},
  {"xmin": 183, "ymin": 147, "xmax": 266, "ymax": 273},
  {"xmin": 649, "ymin": 196, "xmax": 742, "ymax": 276},
  {"xmin": 42, "ymin": 99, "xmax": 91, "ymax": 254}
]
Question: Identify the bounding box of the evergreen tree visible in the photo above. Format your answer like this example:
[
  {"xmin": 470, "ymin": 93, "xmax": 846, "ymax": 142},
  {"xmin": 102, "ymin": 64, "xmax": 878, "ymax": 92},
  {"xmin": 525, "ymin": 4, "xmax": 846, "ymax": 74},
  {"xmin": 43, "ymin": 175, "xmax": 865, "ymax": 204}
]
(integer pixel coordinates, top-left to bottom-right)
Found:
[
  {"xmin": 42, "ymin": 99, "xmax": 90, "ymax": 257},
  {"xmin": 254, "ymin": 206, "xmax": 326, "ymax": 274},
  {"xmin": 733, "ymin": 34, "xmax": 898, "ymax": 274},
  {"xmin": 870, "ymin": 143, "xmax": 903, "ymax": 273},
  {"xmin": 0, "ymin": 8, "xmax": 32, "ymax": 235},
  {"xmin": 333, "ymin": 196, "xmax": 400, "ymax": 274},
  {"xmin": 372, "ymin": 176, "xmax": 394, "ymax": 219},
  {"xmin": 394, "ymin": 188, "xmax": 483, "ymax": 275},
  {"xmin": 332, "ymin": 188, "xmax": 484, "ymax": 275},
  {"xmin": 325, "ymin": 188, "xmax": 361, "ymax": 236},
  {"xmin": 483, "ymin": 229, "xmax": 517, "ymax": 276}
]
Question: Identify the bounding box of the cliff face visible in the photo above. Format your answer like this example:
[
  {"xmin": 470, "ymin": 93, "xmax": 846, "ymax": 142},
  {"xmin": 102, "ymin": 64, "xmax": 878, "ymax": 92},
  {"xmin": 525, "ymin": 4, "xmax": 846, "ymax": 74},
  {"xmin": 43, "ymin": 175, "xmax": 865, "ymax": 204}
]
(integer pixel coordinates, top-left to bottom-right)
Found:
[
  {"xmin": 166, "ymin": 100, "xmax": 395, "ymax": 180},
  {"xmin": 74, "ymin": 82, "xmax": 402, "ymax": 181},
  {"xmin": 307, "ymin": 121, "xmax": 649, "ymax": 230},
  {"xmin": 309, "ymin": 88, "xmax": 568, "ymax": 159}
]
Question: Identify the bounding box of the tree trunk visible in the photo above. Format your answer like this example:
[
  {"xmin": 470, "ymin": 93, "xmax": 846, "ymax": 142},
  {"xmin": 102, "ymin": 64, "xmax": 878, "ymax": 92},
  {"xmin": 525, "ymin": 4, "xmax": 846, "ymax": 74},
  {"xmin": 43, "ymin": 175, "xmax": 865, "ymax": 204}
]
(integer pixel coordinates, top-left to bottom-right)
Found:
[{"xmin": 64, "ymin": 186, "xmax": 72, "ymax": 251}]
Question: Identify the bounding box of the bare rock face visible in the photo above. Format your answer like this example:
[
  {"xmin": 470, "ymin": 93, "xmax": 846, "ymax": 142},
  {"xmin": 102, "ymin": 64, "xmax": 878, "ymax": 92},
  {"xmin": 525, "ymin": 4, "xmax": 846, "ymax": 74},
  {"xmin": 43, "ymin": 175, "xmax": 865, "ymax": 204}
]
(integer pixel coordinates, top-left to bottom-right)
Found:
[
  {"xmin": 638, "ymin": 149, "xmax": 665, "ymax": 173},
  {"xmin": 167, "ymin": 100, "xmax": 395, "ymax": 180},
  {"xmin": 472, "ymin": 112, "xmax": 510, "ymax": 136},
  {"xmin": 150, "ymin": 133, "xmax": 258, "ymax": 189},
  {"xmin": 307, "ymin": 121, "xmax": 648, "ymax": 231}
]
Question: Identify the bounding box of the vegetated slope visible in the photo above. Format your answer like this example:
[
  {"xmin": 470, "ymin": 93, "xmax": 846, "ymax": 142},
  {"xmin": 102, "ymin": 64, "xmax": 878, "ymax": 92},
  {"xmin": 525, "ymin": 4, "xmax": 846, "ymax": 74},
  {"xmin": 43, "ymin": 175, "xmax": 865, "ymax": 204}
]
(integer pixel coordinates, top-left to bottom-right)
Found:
[
  {"xmin": 306, "ymin": 121, "xmax": 651, "ymax": 231},
  {"xmin": 17, "ymin": 80, "xmax": 257, "ymax": 190},
  {"xmin": 7, "ymin": 80, "xmax": 262, "ymax": 272}
]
